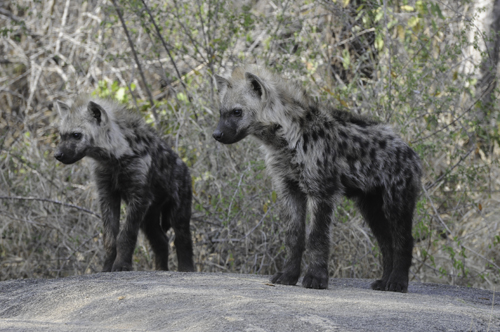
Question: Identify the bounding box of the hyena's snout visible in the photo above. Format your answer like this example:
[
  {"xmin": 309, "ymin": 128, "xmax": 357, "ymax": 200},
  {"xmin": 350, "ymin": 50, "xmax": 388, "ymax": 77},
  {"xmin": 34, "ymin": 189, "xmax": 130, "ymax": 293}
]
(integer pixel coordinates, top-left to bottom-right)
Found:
[
  {"xmin": 54, "ymin": 144, "xmax": 86, "ymax": 165},
  {"xmin": 54, "ymin": 147, "xmax": 74, "ymax": 164},
  {"xmin": 212, "ymin": 129, "xmax": 224, "ymax": 141},
  {"xmin": 212, "ymin": 119, "xmax": 228, "ymax": 143},
  {"xmin": 212, "ymin": 120, "xmax": 247, "ymax": 144},
  {"xmin": 54, "ymin": 149, "xmax": 64, "ymax": 161}
]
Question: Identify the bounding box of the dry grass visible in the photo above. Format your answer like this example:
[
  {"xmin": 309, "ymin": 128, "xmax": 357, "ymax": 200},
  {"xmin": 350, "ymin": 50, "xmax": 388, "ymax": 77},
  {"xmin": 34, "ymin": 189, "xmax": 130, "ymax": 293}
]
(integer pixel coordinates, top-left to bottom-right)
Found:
[{"xmin": 1, "ymin": 0, "xmax": 499, "ymax": 290}]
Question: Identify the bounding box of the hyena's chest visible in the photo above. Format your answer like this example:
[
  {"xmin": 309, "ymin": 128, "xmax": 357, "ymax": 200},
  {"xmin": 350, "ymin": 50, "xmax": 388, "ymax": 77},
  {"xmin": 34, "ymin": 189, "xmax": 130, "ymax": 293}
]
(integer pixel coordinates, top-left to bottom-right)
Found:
[
  {"xmin": 268, "ymin": 146, "xmax": 338, "ymax": 196},
  {"xmin": 94, "ymin": 163, "xmax": 152, "ymax": 202},
  {"xmin": 292, "ymin": 136, "xmax": 364, "ymax": 196}
]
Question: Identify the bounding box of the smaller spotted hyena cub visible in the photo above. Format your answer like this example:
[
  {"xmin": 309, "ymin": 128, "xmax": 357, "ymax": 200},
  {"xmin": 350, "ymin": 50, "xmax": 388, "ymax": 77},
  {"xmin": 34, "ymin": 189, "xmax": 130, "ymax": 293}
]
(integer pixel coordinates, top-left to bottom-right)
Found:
[
  {"xmin": 55, "ymin": 95, "xmax": 194, "ymax": 272},
  {"xmin": 213, "ymin": 66, "xmax": 422, "ymax": 292}
]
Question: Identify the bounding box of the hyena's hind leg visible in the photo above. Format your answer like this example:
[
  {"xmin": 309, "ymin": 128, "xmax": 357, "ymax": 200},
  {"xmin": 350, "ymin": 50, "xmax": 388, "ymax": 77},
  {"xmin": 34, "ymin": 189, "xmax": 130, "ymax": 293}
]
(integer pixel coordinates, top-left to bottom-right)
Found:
[
  {"xmin": 355, "ymin": 187, "xmax": 395, "ymax": 291},
  {"xmin": 141, "ymin": 205, "xmax": 170, "ymax": 270},
  {"xmin": 383, "ymin": 185, "xmax": 416, "ymax": 293},
  {"xmin": 164, "ymin": 193, "xmax": 195, "ymax": 272}
]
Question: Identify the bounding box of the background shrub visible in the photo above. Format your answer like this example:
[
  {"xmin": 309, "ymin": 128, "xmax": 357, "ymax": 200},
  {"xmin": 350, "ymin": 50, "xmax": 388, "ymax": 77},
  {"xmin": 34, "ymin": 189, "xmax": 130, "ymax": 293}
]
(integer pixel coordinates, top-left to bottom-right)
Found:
[{"xmin": 1, "ymin": 0, "xmax": 499, "ymax": 289}]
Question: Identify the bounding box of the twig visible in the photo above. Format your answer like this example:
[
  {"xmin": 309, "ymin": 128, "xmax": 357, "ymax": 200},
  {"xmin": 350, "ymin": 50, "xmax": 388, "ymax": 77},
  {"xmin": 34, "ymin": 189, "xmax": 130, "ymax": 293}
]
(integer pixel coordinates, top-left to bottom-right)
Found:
[
  {"xmin": 425, "ymin": 146, "xmax": 475, "ymax": 190},
  {"xmin": 139, "ymin": 0, "xmax": 198, "ymax": 120},
  {"xmin": 462, "ymin": 244, "xmax": 500, "ymax": 271},
  {"xmin": 421, "ymin": 186, "xmax": 453, "ymax": 235},
  {"xmin": 0, "ymin": 8, "xmax": 22, "ymax": 22},
  {"xmin": 242, "ymin": 203, "xmax": 275, "ymax": 240},
  {"xmin": 111, "ymin": 0, "xmax": 158, "ymax": 126},
  {"xmin": 265, "ymin": 0, "xmax": 291, "ymax": 62},
  {"xmin": 332, "ymin": 28, "xmax": 375, "ymax": 48},
  {"xmin": 411, "ymin": 80, "xmax": 494, "ymax": 144},
  {"xmin": 0, "ymin": 87, "xmax": 27, "ymax": 101},
  {"xmin": 55, "ymin": 0, "xmax": 71, "ymax": 54},
  {"xmin": 227, "ymin": 166, "xmax": 250, "ymax": 223},
  {"xmin": 0, "ymin": 196, "xmax": 101, "ymax": 219},
  {"xmin": 0, "ymin": 8, "xmax": 38, "ymax": 39},
  {"xmin": 59, "ymin": 232, "xmax": 101, "ymax": 274}
]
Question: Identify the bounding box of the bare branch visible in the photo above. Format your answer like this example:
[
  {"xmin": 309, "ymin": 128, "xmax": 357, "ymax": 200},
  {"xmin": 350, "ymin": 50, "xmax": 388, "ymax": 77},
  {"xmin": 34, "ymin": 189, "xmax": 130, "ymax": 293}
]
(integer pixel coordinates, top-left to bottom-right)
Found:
[
  {"xmin": 139, "ymin": 0, "xmax": 198, "ymax": 120},
  {"xmin": 0, "ymin": 196, "xmax": 101, "ymax": 219},
  {"xmin": 110, "ymin": 0, "xmax": 158, "ymax": 126}
]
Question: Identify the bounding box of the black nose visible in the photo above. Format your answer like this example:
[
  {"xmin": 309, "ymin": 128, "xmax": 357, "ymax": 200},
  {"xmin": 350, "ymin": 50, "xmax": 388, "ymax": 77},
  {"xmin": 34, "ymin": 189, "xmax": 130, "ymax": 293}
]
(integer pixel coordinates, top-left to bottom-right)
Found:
[
  {"xmin": 212, "ymin": 130, "xmax": 223, "ymax": 141},
  {"xmin": 54, "ymin": 151, "xmax": 64, "ymax": 161}
]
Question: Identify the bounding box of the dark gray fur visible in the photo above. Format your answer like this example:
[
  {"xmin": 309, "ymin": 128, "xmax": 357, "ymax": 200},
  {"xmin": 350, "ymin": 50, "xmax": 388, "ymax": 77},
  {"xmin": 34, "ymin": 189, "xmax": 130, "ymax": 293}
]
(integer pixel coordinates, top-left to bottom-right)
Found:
[
  {"xmin": 55, "ymin": 96, "xmax": 194, "ymax": 272},
  {"xmin": 213, "ymin": 65, "xmax": 422, "ymax": 292}
]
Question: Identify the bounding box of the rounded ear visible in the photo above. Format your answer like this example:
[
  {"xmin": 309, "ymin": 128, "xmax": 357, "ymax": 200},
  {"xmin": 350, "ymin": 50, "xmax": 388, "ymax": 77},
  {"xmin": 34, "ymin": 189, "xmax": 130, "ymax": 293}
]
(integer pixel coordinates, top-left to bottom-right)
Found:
[
  {"xmin": 87, "ymin": 101, "xmax": 109, "ymax": 126},
  {"xmin": 55, "ymin": 100, "xmax": 71, "ymax": 118},
  {"xmin": 214, "ymin": 75, "xmax": 231, "ymax": 99},
  {"xmin": 244, "ymin": 72, "xmax": 269, "ymax": 101}
]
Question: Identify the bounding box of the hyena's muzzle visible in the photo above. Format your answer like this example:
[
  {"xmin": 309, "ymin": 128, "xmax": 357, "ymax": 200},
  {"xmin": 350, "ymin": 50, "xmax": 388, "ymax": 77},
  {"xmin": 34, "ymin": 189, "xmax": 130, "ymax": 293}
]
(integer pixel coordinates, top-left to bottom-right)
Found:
[
  {"xmin": 54, "ymin": 133, "xmax": 87, "ymax": 164},
  {"xmin": 212, "ymin": 109, "xmax": 248, "ymax": 144}
]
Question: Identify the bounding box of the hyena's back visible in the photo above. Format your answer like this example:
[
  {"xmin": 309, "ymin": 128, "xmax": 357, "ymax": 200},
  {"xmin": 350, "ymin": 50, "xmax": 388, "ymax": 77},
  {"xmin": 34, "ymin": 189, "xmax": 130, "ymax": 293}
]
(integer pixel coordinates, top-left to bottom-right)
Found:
[{"xmin": 55, "ymin": 95, "xmax": 194, "ymax": 272}]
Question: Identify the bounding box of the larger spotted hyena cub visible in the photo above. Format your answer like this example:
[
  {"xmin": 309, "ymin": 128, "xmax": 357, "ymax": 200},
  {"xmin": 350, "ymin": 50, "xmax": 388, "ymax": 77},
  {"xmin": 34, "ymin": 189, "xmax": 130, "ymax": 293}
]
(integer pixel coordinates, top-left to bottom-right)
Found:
[
  {"xmin": 213, "ymin": 66, "xmax": 422, "ymax": 292},
  {"xmin": 55, "ymin": 96, "xmax": 194, "ymax": 272}
]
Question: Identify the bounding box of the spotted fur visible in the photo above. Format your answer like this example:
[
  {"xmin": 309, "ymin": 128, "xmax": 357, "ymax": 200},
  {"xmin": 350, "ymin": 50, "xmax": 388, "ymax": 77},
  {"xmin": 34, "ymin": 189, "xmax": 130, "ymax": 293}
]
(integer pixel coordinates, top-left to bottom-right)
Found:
[
  {"xmin": 213, "ymin": 65, "xmax": 422, "ymax": 292},
  {"xmin": 55, "ymin": 95, "xmax": 194, "ymax": 272}
]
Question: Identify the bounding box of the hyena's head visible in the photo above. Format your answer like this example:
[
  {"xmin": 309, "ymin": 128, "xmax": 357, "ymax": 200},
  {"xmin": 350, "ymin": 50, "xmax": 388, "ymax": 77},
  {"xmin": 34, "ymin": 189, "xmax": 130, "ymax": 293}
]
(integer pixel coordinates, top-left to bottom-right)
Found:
[
  {"xmin": 54, "ymin": 98, "xmax": 111, "ymax": 164},
  {"xmin": 212, "ymin": 67, "xmax": 272, "ymax": 144}
]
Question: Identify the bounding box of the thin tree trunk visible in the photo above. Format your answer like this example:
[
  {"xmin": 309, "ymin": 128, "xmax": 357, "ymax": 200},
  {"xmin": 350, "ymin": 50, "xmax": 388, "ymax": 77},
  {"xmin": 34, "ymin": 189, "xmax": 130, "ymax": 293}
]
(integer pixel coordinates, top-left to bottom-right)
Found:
[{"xmin": 478, "ymin": 0, "xmax": 500, "ymax": 121}]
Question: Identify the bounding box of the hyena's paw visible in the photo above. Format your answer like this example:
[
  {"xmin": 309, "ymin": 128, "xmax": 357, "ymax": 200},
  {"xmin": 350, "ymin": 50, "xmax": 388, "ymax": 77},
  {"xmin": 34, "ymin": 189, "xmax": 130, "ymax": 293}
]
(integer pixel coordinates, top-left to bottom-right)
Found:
[
  {"xmin": 302, "ymin": 267, "xmax": 329, "ymax": 289},
  {"xmin": 370, "ymin": 279, "xmax": 387, "ymax": 291},
  {"xmin": 270, "ymin": 271, "xmax": 300, "ymax": 286},
  {"xmin": 102, "ymin": 259, "xmax": 115, "ymax": 272},
  {"xmin": 385, "ymin": 276, "xmax": 408, "ymax": 293},
  {"xmin": 371, "ymin": 275, "xmax": 408, "ymax": 293},
  {"xmin": 178, "ymin": 263, "xmax": 194, "ymax": 272},
  {"xmin": 177, "ymin": 255, "xmax": 195, "ymax": 272},
  {"xmin": 111, "ymin": 261, "xmax": 133, "ymax": 272},
  {"xmin": 102, "ymin": 266, "xmax": 112, "ymax": 273}
]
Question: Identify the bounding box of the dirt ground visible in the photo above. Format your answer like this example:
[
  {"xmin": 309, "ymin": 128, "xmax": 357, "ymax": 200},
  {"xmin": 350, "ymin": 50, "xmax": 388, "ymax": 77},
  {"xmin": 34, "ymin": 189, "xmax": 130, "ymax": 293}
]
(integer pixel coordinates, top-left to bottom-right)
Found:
[{"xmin": 0, "ymin": 272, "xmax": 498, "ymax": 331}]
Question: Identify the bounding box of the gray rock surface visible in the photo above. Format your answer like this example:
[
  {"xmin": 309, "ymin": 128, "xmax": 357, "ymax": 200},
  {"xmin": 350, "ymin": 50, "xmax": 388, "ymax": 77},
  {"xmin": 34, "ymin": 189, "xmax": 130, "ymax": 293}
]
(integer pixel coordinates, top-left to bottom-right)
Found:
[{"xmin": 0, "ymin": 272, "xmax": 498, "ymax": 331}]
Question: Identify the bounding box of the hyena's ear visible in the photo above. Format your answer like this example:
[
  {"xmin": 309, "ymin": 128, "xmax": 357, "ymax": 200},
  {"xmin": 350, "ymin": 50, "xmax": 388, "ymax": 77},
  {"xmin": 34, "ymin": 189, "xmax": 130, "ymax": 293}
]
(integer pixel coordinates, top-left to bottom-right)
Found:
[
  {"xmin": 245, "ymin": 72, "xmax": 269, "ymax": 102},
  {"xmin": 87, "ymin": 101, "xmax": 109, "ymax": 126},
  {"xmin": 214, "ymin": 75, "xmax": 231, "ymax": 99},
  {"xmin": 55, "ymin": 100, "xmax": 71, "ymax": 118}
]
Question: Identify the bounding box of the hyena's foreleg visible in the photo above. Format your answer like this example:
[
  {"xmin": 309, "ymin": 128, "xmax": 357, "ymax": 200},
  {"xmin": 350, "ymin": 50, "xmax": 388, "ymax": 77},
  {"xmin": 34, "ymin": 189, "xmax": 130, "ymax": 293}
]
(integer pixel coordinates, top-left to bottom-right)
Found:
[
  {"xmin": 270, "ymin": 177, "xmax": 307, "ymax": 286},
  {"xmin": 112, "ymin": 197, "xmax": 150, "ymax": 272},
  {"xmin": 302, "ymin": 197, "xmax": 335, "ymax": 289},
  {"xmin": 97, "ymin": 187, "xmax": 121, "ymax": 272}
]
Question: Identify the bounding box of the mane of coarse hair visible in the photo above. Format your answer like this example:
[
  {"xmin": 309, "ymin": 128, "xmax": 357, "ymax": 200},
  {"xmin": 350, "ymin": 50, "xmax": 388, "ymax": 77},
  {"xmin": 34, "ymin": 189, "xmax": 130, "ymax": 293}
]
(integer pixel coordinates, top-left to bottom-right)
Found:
[
  {"xmin": 71, "ymin": 95, "xmax": 144, "ymax": 127},
  {"xmin": 231, "ymin": 65, "xmax": 311, "ymax": 111}
]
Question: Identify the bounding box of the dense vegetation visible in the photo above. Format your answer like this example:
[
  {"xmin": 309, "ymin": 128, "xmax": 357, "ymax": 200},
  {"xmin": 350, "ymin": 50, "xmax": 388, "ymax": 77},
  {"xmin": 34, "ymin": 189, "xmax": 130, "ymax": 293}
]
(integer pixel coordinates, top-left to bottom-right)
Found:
[{"xmin": 1, "ymin": 0, "xmax": 499, "ymax": 290}]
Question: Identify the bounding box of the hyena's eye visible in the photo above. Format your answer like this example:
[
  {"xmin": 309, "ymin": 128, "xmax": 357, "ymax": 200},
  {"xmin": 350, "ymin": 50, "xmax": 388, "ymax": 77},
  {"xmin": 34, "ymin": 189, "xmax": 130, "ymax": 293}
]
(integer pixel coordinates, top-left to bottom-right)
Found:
[
  {"xmin": 72, "ymin": 133, "xmax": 82, "ymax": 140},
  {"xmin": 232, "ymin": 108, "xmax": 242, "ymax": 117}
]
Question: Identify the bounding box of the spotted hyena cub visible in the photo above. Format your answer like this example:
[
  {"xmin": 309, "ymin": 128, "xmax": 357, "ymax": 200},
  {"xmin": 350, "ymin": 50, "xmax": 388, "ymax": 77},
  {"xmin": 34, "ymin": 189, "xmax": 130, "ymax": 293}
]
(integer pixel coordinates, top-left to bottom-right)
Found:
[
  {"xmin": 55, "ymin": 96, "xmax": 194, "ymax": 272},
  {"xmin": 213, "ymin": 66, "xmax": 422, "ymax": 292}
]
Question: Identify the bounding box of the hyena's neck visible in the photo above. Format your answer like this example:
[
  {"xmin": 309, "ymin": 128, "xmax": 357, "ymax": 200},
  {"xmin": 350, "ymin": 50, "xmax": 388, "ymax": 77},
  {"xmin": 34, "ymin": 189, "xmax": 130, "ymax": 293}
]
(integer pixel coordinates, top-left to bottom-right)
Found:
[
  {"xmin": 87, "ymin": 146, "xmax": 122, "ymax": 164},
  {"xmin": 87, "ymin": 123, "xmax": 153, "ymax": 164},
  {"xmin": 255, "ymin": 99, "xmax": 325, "ymax": 152}
]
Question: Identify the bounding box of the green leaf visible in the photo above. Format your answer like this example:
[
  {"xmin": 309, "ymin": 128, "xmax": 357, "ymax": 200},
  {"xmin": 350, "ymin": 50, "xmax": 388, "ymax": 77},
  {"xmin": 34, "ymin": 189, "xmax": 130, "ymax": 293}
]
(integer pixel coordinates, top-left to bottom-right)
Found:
[
  {"xmin": 115, "ymin": 87, "xmax": 126, "ymax": 102},
  {"xmin": 342, "ymin": 48, "xmax": 351, "ymax": 69},
  {"xmin": 374, "ymin": 33, "xmax": 384, "ymax": 51},
  {"xmin": 408, "ymin": 17, "xmax": 420, "ymax": 28}
]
